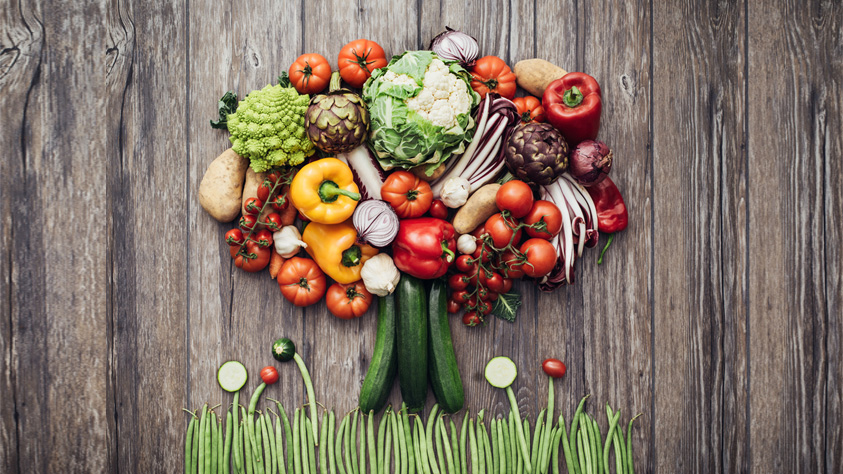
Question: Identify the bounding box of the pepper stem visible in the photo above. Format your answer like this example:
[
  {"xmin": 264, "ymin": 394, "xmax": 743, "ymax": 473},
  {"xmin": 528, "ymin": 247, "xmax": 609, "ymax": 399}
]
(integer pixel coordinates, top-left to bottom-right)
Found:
[
  {"xmin": 318, "ymin": 180, "xmax": 361, "ymax": 203},
  {"xmin": 329, "ymin": 71, "xmax": 342, "ymax": 92},
  {"xmin": 441, "ymin": 242, "xmax": 455, "ymax": 263},
  {"xmin": 341, "ymin": 245, "xmax": 362, "ymax": 267},
  {"xmin": 597, "ymin": 233, "xmax": 614, "ymax": 265},
  {"xmin": 562, "ymin": 86, "xmax": 584, "ymax": 107}
]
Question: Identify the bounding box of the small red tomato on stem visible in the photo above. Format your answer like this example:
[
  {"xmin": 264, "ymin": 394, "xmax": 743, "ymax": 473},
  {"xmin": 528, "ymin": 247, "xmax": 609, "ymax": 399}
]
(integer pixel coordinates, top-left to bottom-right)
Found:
[
  {"xmin": 270, "ymin": 193, "xmax": 289, "ymax": 212},
  {"xmin": 481, "ymin": 271, "xmax": 506, "ymax": 294},
  {"xmin": 244, "ymin": 197, "xmax": 264, "ymax": 216},
  {"xmin": 253, "ymin": 229, "xmax": 274, "ymax": 248},
  {"xmin": 455, "ymin": 254, "xmax": 477, "ymax": 274},
  {"xmin": 500, "ymin": 278, "xmax": 513, "ymax": 294},
  {"xmin": 476, "ymin": 300, "xmax": 492, "ymax": 316},
  {"xmin": 260, "ymin": 366, "xmax": 280, "ymax": 384},
  {"xmin": 447, "ymin": 299, "xmax": 462, "ymax": 314},
  {"xmin": 462, "ymin": 311, "xmax": 482, "ymax": 326},
  {"xmin": 499, "ymin": 250, "xmax": 525, "ymax": 279},
  {"xmin": 485, "ymin": 213, "xmax": 522, "ymax": 248},
  {"xmin": 225, "ymin": 228, "xmax": 245, "ymax": 246},
  {"xmin": 451, "ymin": 290, "xmax": 471, "ymax": 303},
  {"xmin": 257, "ymin": 181, "xmax": 274, "ymax": 203},
  {"xmin": 234, "ymin": 241, "xmax": 271, "ymax": 272},
  {"xmin": 239, "ymin": 214, "xmax": 258, "ymax": 232},
  {"xmin": 496, "ymin": 180, "xmax": 534, "ymax": 218},
  {"xmin": 524, "ymin": 200, "xmax": 563, "ymax": 239},
  {"xmin": 448, "ymin": 274, "xmax": 470, "ymax": 291},
  {"xmin": 263, "ymin": 213, "xmax": 284, "ymax": 232},
  {"xmin": 542, "ymin": 358, "xmax": 566, "ymax": 378},
  {"xmin": 429, "ymin": 199, "xmax": 448, "ymax": 220}
]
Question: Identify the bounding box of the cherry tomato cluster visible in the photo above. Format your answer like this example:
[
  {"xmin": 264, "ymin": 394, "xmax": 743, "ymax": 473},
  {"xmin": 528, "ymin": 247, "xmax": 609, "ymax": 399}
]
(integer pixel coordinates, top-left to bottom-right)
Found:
[
  {"xmin": 224, "ymin": 169, "xmax": 296, "ymax": 273},
  {"xmin": 447, "ymin": 180, "xmax": 563, "ymax": 326}
]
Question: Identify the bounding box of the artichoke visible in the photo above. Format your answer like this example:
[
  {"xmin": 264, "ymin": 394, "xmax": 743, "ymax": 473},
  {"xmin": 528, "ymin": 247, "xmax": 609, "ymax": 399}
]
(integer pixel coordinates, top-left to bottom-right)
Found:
[
  {"xmin": 504, "ymin": 122, "xmax": 569, "ymax": 185},
  {"xmin": 305, "ymin": 72, "xmax": 370, "ymax": 153}
]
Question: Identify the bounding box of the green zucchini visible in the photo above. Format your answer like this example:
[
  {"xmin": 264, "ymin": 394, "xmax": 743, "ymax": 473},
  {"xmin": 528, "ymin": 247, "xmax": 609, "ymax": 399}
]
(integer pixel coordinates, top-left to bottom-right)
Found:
[
  {"xmin": 358, "ymin": 294, "xmax": 398, "ymax": 414},
  {"xmin": 427, "ymin": 280, "xmax": 464, "ymax": 413},
  {"xmin": 396, "ymin": 274, "xmax": 428, "ymax": 412}
]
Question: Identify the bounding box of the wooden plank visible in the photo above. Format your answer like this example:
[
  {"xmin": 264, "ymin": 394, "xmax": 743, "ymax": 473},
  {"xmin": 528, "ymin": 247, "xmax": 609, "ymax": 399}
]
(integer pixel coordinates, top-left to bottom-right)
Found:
[
  {"xmin": 652, "ymin": 0, "xmax": 748, "ymax": 472},
  {"xmin": 0, "ymin": 0, "xmax": 43, "ymax": 471},
  {"xmin": 577, "ymin": 0, "xmax": 653, "ymax": 471},
  {"xmin": 748, "ymin": 0, "xmax": 834, "ymax": 471},
  {"xmin": 110, "ymin": 0, "xmax": 188, "ymax": 471},
  {"xmin": 4, "ymin": 0, "xmax": 113, "ymax": 472}
]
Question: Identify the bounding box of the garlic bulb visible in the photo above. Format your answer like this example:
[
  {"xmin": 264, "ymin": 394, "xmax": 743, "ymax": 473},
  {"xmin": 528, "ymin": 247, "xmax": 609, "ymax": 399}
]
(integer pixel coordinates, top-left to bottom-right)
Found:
[
  {"xmin": 273, "ymin": 226, "xmax": 307, "ymax": 258},
  {"xmin": 360, "ymin": 253, "xmax": 401, "ymax": 296}
]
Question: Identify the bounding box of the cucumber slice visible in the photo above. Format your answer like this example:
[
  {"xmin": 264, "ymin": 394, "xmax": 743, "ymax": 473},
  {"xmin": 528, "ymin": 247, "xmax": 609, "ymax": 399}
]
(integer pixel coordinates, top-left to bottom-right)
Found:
[
  {"xmin": 484, "ymin": 356, "xmax": 517, "ymax": 388},
  {"xmin": 218, "ymin": 361, "xmax": 248, "ymax": 392}
]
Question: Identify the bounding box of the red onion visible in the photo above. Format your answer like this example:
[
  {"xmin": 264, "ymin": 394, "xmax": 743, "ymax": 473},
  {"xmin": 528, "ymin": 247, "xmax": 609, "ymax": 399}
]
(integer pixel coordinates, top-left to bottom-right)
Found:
[
  {"xmin": 352, "ymin": 200, "xmax": 399, "ymax": 247},
  {"xmin": 568, "ymin": 140, "xmax": 612, "ymax": 186},
  {"xmin": 429, "ymin": 27, "xmax": 479, "ymax": 68}
]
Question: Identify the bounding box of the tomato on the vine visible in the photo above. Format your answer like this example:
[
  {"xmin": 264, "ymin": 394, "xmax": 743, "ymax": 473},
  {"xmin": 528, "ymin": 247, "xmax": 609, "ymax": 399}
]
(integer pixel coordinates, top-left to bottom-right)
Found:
[
  {"xmin": 270, "ymin": 191, "xmax": 289, "ymax": 212},
  {"xmin": 448, "ymin": 274, "xmax": 470, "ymax": 291},
  {"xmin": 496, "ymin": 180, "xmax": 534, "ymax": 218},
  {"xmin": 519, "ymin": 238, "xmax": 557, "ymax": 278},
  {"xmin": 277, "ymin": 257, "xmax": 327, "ymax": 307},
  {"xmin": 253, "ymin": 229, "xmax": 274, "ymax": 248},
  {"xmin": 234, "ymin": 241, "xmax": 271, "ymax": 272},
  {"xmin": 455, "ymin": 255, "xmax": 477, "ymax": 274},
  {"xmin": 471, "ymin": 244, "xmax": 493, "ymax": 263},
  {"xmin": 263, "ymin": 213, "xmax": 283, "ymax": 232},
  {"xmin": 470, "ymin": 56, "xmax": 517, "ymax": 99},
  {"xmin": 485, "ymin": 213, "xmax": 522, "ymax": 248},
  {"xmin": 240, "ymin": 214, "xmax": 258, "ymax": 232},
  {"xmin": 257, "ymin": 180, "xmax": 274, "ymax": 203},
  {"xmin": 524, "ymin": 200, "xmax": 563, "ymax": 239},
  {"xmin": 381, "ymin": 171, "xmax": 433, "ymax": 218},
  {"xmin": 476, "ymin": 300, "xmax": 492, "ymax": 316},
  {"xmin": 244, "ymin": 197, "xmax": 264, "ymax": 216},
  {"xmin": 338, "ymin": 39, "xmax": 388, "ymax": 89},
  {"xmin": 542, "ymin": 358, "xmax": 566, "ymax": 378},
  {"xmin": 512, "ymin": 96, "xmax": 546, "ymax": 123},
  {"xmin": 447, "ymin": 299, "xmax": 462, "ymax": 314},
  {"xmin": 462, "ymin": 311, "xmax": 482, "ymax": 326},
  {"xmin": 481, "ymin": 271, "xmax": 506, "ymax": 294},
  {"xmin": 429, "ymin": 199, "xmax": 448, "ymax": 220},
  {"xmin": 499, "ymin": 250, "xmax": 525, "ymax": 279},
  {"xmin": 478, "ymin": 287, "xmax": 498, "ymax": 302},
  {"xmin": 225, "ymin": 228, "xmax": 245, "ymax": 246},
  {"xmin": 326, "ymin": 281, "xmax": 372, "ymax": 319},
  {"xmin": 500, "ymin": 278, "xmax": 513, "ymax": 294},
  {"xmin": 260, "ymin": 366, "xmax": 279, "ymax": 385},
  {"xmin": 451, "ymin": 290, "xmax": 471, "ymax": 303},
  {"xmin": 289, "ymin": 53, "xmax": 332, "ymax": 94}
]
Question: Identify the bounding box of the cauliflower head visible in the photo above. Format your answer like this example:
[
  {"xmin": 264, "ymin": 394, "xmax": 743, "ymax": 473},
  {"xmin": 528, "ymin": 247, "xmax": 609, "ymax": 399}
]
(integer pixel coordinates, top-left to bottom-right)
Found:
[
  {"xmin": 362, "ymin": 51, "xmax": 480, "ymax": 173},
  {"xmin": 227, "ymin": 83, "xmax": 315, "ymax": 172}
]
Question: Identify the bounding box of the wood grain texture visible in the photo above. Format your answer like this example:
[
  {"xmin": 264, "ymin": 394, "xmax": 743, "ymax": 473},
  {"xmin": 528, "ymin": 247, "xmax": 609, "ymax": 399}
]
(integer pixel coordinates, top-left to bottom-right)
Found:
[
  {"xmin": 653, "ymin": 0, "xmax": 747, "ymax": 472},
  {"xmin": 748, "ymin": 0, "xmax": 835, "ymax": 472}
]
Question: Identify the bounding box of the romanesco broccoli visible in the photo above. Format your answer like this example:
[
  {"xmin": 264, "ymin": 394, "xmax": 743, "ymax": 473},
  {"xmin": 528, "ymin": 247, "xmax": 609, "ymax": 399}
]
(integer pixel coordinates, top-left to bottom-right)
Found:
[{"xmin": 227, "ymin": 83, "xmax": 315, "ymax": 171}]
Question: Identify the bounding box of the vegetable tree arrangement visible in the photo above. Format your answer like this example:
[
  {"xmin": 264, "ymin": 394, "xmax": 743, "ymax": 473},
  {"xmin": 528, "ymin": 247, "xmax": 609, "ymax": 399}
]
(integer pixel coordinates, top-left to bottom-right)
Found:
[
  {"xmin": 198, "ymin": 27, "xmax": 629, "ymax": 326},
  {"xmin": 186, "ymin": 341, "xmax": 642, "ymax": 474}
]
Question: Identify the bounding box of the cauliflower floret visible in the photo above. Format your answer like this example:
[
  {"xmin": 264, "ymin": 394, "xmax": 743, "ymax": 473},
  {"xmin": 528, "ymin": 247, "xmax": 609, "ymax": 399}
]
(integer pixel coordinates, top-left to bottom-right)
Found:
[
  {"xmin": 383, "ymin": 70, "xmax": 417, "ymax": 88},
  {"xmin": 405, "ymin": 58, "xmax": 472, "ymax": 128}
]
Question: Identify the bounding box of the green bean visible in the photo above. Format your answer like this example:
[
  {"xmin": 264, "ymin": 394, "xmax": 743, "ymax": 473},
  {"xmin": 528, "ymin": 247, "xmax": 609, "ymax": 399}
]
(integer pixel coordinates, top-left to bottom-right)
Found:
[
  {"xmin": 626, "ymin": 415, "xmax": 639, "ymax": 474},
  {"xmin": 186, "ymin": 413, "xmax": 196, "ymax": 474},
  {"xmin": 309, "ymin": 417, "xmax": 319, "ymax": 474},
  {"xmin": 267, "ymin": 414, "xmax": 279, "ymax": 474},
  {"xmin": 556, "ymin": 415, "xmax": 574, "ymax": 474},
  {"xmin": 328, "ymin": 411, "xmax": 337, "ymax": 474},
  {"xmin": 479, "ymin": 419, "xmax": 492, "ymax": 474},
  {"xmin": 568, "ymin": 397, "xmax": 588, "ymax": 474},
  {"xmin": 258, "ymin": 414, "xmax": 270, "ymax": 474},
  {"xmin": 274, "ymin": 414, "xmax": 285, "ymax": 474},
  {"xmin": 468, "ymin": 419, "xmax": 478, "ymax": 474},
  {"xmin": 207, "ymin": 408, "xmax": 215, "ymax": 474},
  {"xmin": 293, "ymin": 410, "xmax": 302, "ymax": 474},
  {"xmin": 348, "ymin": 412, "xmax": 359, "ymax": 474},
  {"xmin": 248, "ymin": 384, "xmax": 268, "ymax": 463},
  {"xmin": 425, "ymin": 406, "xmax": 441, "ymax": 474},
  {"xmin": 474, "ymin": 417, "xmax": 485, "ymax": 474},
  {"xmin": 385, "ymin": 413, "xmax": 394, "ymax": 474},
  {"xmin": 336, "ymin": 416, "xmax": 348, "ymax": 474},
  {"xmin": 219, "ymin": 416, "xmax": 226, "ymax": 474},
  {"xmin": 402, "ymin": 406, "xmax": 416, "ymax": 474},
  {"xmin": 357, "ymin": 412, "xmax": 366, "ymax": 474},
  {"xmin": 530, "ymin": 411, "xmax": 545, "ymax": 474},
  {"xmin": 198, "ymin": 405, "xmax": 208, "ymax": 474},
  {"xmin": 320, "ymin": 412, "xmax": 329, "ymax": 474},
  {"xmin": 489, "ymin": 419, "xmax": 498, "ymax": 474},
  {"xmin": 224, "ymin": 411, "xmax": 233, "ymax": 474},
  {"xmin": 602, "ymin": 409, "xmax": 620, "ymax": 474},
  {"xmin": 255, "ymin": 414, "xmax": 264, "ymax": 474},
  {"xmin": 448, "ymin": 419, "xmax": 459, "ymax": 474},
  {"xmin": 439, "ymin": 417, "xmax": 456, "ymax": 474},
  {"xmin": 391, "ymin": 411, "xmax": 402, "ymax": 474},
  {"xmin": 612, "ymin": 429, "xmax": 623, "ymax": 474},
  {"xmin": 435, "ymin": 416, "xmax": 448, "ymax": 474},
  {"xmin": 575, "ymin": 429, "xmax": 586, "ymax": 474},
  {"xmin": 540, "ymin": 377, "xmax": 554, "ymax": 474},
  {"xmin": 590, "ymin": 418, "xmax": 601, "ymax": 474},
  {"xmin": 397, "ymin": 411, "xmax": 409, "ymax": 474},
  {"xmin": 522, "ymin": 419, "xmax": 530, "ymax": 468},
  {"xmin": 550, "ymin": 424, "xmax": 563, "ymax": 474},
  {"xmin": 244, "ymin": 418, "xmax": 255, "ymax": 474},
  {"xmin": 459, "ymin": 413, "xmax": 468, "ymax": 474},
  {"xmin": 580, "ymin": 422, "xmax": 592, "ymax": 474},
  {"xmin": 212, "ymin": 415, "xmax": 219, "ymax": 474},
  {"xmin": 414, "ymin": 416, "xmax": 429, "ymax": 474},
  {"xmin": 496, "ymin": 419, "xmax": 506, "ymax": 474},
  {"xmin": 504, "ymin": 388, "xmax": 531, "ymax": 474},
  {"xmin": 344, "ymin": 414, "xmax": 356, "ymax": 474},
  {"xmin": 301, "ymin": 412, "xmax": 311, "ymax": 474},
  {"xmin": 193, "ymin": 412, "xmax": 202, "ymax": 474},
  {"xmin": 500, "ymin": 419, "xmax": 510, "ymax": 474},
  {"xmin": 231, "ymin": 394, "xmax": 242, "ymax": 474},
  {"xmin": 376, "ymin": 410, "xmax": 386, "ymax": 474}
]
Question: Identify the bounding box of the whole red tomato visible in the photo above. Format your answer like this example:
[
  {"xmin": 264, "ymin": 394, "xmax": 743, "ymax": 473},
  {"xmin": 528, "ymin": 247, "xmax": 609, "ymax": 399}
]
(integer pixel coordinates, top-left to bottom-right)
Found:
[
  {"xmin": 542, "ymin": 358, "xmax": 566, "ymax": 378},
  {"xmin": 225, "ymin": 228, "xmax": 245, "ymax": 246},
  {"xmin": 257, "ymin": 179, "xmax": 274, "ymax": 203},
  {"xmin": 481, "ymin": 271, "xmax": 506, "ymax": 294},
  {"xmin": 289, "ymin": 53, "xmax": 332, "ymax": 94},
  {"xmin": 260, "ymin": 366, "xmax": 279, "ymax": 385},
  {"xmin": 263, "ymin": 213, "xmax": 283, "ymax": 232},
  {"xmin": 462, "ymin": 311, "xmax": 482, "ymax": 326},
  {"xmin": 252, "ymin": 229, "xmax": 274, "ymax": 248},
  {"xmin": 470, "ymin": 56, "xmax": 517, "ymax": 99},
  {"xmin": 451, "ymin": 290, "xmax": 471, "ymax": 303},
  {"xmin": 277, "ymin": 257, "xmax": 327, "ymax": 306},
  {"xmin": 326, "ymin": 281, "xmax": 373, "ymax": 319},
  {"xmin": 338, "ymin": 39, "xmax": 388, "ymax": 88},
  {"xmin": 455, "ymin": 255, "xmax": 477, "ymax": 274},
  {"xmin": 447, "ymin": 299, "xmax": 462, "ymax": 314},
  {"xmin": 448, "ymin": 274, "xmax": 470, "ymax": 291},
  {"xmin": 496, "ymin": 180, "xmax": 534, "ymax": 218},
  {"xmin": 381, "ymin": 171, "xmax": 433, "ymax": 218},
  {"xmin": 512, "ymin": 96, "xmax": 546, "ymax": 123},
  {"xmin": 499, "ymin": 250, "xmax": 525, "ymax": 279},
  {"xmin": 244, "ymin": 197, "xmax": 264, "ymax": 216},
  {"xmin": 485, "ymin": 213, "xmax": 522, "ymax": 248},
  {"xmin": 235, "ymin": 241, "xmax": 271, "ymax": 272},
  {"xmin": 524, "ymin": 200, "xmax": 563, "ymax": 239},
  {"xmin": 240, "ymin": 214, "xmax": 257, "ymax": 232},
  {"xmin": 429, "ymin": 199, "xmax": 448, "ymax": 220},
  {"xmin": 519, "ymin": 239, "xmax": 557, "ymax": 278}
]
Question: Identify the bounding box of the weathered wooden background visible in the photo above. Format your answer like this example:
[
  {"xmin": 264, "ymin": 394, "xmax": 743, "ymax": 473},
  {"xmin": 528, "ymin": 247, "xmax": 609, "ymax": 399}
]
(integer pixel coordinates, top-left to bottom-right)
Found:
[{"xmin": 1, "ymin": 0, "xmax": 841, "ymax": 472}]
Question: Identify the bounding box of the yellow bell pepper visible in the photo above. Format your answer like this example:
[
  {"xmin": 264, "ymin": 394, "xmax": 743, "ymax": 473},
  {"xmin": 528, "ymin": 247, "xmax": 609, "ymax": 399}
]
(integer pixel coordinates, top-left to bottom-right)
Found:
[
  {"xmin": 290, "ymin": 158, "xmax": 360, "ymax": 224},
  {"xmin": 302, "ymin": 219, "xmax": 378, "ymax": 284}
]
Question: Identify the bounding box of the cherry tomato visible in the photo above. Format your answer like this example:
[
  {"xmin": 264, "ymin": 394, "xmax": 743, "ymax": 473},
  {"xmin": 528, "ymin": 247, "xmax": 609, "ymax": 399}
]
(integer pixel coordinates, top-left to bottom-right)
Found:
[
  {"xmin": 265, "ymin": 171, "xmax": 283, "ymax": 184},
  {"xmin": 485, "ymin": 213, "xmax": 522, "ymax": 248},
  {"xmin": 244, "ymin": 197, "xmax": 264, "ymax": 216},
  {"xmin": 270, "ymin": 192, "xmax": 289, "ymax": 212},
  {"xmin": 225, "ymin": 228, "xmax": 245, "ymax": 246},
  {"xmin": 455, "ymin": 255, "xmax": 477, "ymax": 274},
  {"xmin": 277, "ymin": 257, "xmax": 327, "ymax": 306},
  {"xmin": 257, "ymin": 180, "xmax": 274, "ymax": 203},
  {"xmin": 289, "ymin": 53, "xmax": 332, "ymax": 94},
  {"xmin": 496, "ymin": 180, "xmax": 534, "ymax": 218},
  {"xmin": 239, "ymin": 214, "xmax": 257, "ymax": 232},
  {"xmin": 462, "ymin": 311, "xmax": 482, "ymax": 326},
  {"xmin": 260, "ymin": 366, "xmax": 279, "ymax": 384},
  {"xmin": 500, "ymin": 278, "xmax": 513, "ymax": 294},
  {"xmin": 447, "ymin": 299, "xmax": 462, "ymax": 314},
  {"xmin": 429, "ymin": 199, "xmax": 448, "ymax": 220},
  {"xmin": 476, "ymin": 300, "xmax": 492, "ymax": 316},
  {"xmin": 524, "ymin": 200, "xmax": 563, "ymax": 239},
  {"xmin": 264, "ymin": 213, "xmax": 283, "ymax": 232},
  {"xmin": 234, "ymin": 241, "xmax": 271, "ymax": 272},
  {"xmin": 381, "ymin": 171, "xmax": 433, "ymax": 218},
  {"xmin": 466, "ymin": 296, "xmax": 477, "ymax": 308},
  {"xmin": 481, "ymin": 271, "xmax": 506, "ymax": 294},
  {"xmin": 229, "ymin": 244, "xmax": 241, "ymax": 258},
  {"xmin": 542, "ymin": 358, "xmax": 566, "ymax": 378},
  {"xmin": 451, "ymin": 290, "xmax": 471, "ymax": 303},
  {"xmin": 253, "ymin": 229, "xmax": 274, "ymax": 248},
  {"xmin": 448, "ymin": 274, "xmax": 470, "ymax": 291},
  {"xmin": 326, "ymin": 281, "xmax": 373, "ymax": 319},
  {"xmin": 519, "ymin": 238, "xmax": 557, "ymax": 278},
  {"xmin": 471, "ymin": 244, "xmax": 493, "ymax": 263},
  {"xmin": 471, "ymin": 224, "xmax": 487, "ymax": 240},
  {"xmin": 478, "ymin": 287, "xmax": 498, "ymax": 302},
  {"xmin": 499, "ymin": 250, "xmax": 525, "ymax": 279}
]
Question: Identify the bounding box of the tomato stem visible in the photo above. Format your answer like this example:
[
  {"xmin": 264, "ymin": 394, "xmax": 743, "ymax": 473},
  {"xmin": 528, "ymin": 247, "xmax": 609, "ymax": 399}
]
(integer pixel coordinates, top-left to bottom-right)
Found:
[{"xmin": 233, "ymin": 168, "xmax": 294, "ymax": 259}]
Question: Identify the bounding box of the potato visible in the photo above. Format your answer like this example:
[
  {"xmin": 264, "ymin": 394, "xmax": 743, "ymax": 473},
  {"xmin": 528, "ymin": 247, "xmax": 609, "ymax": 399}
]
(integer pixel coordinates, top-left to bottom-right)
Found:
[
  {"xmin": 514, "ymin": 59, "xmax": 568, "ymax": 98},
  {"xmin": 198, "ymin": 148, "xmax": 249, "ymax": 222},
  {"xmin": 452, "ymin": 183, "xmax": 501, "ymax": 234}
]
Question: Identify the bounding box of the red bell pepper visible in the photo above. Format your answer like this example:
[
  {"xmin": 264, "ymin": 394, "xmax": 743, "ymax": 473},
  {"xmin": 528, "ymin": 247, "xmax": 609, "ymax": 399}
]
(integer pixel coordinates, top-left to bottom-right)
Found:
[
  {"xmin": 393, "ymin": 217, "xmax": 457, "ymax": 279},
  {"xmin": 585, "ymin": 176, "xmax": 628, "ymax": 264},
  {"xmin": 542, "ymin": 72, "xmax": 602, "ymax": 146}
]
